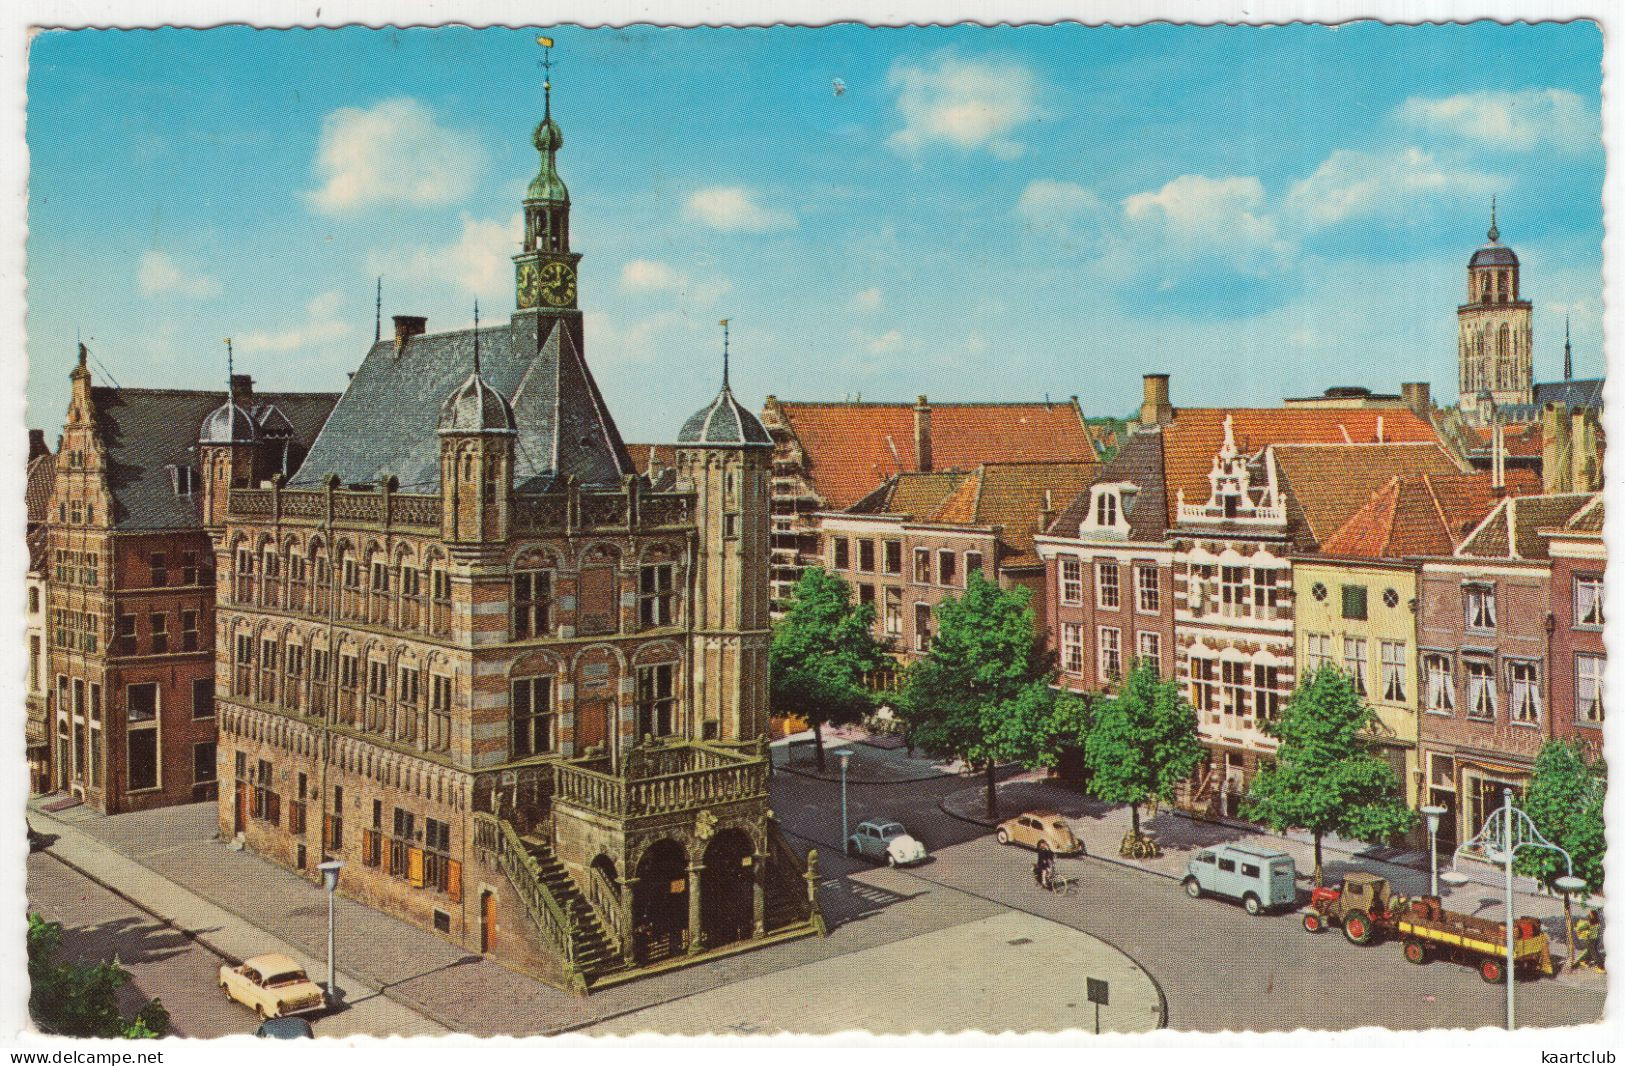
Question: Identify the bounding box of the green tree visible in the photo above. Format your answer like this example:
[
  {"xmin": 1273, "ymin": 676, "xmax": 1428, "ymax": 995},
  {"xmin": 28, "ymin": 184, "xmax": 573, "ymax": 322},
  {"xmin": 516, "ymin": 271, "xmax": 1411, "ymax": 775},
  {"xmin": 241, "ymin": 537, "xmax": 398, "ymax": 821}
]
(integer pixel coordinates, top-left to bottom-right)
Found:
[
  {"xmin": 1242, "ymin": 665, "xmax": 1417, "ymax": 884},
  {"xmin": 27, "ymin": 913, "xmax": 168, "ymax": 1039},
  {"xmin": 770, "ymin": 567, "xmax": 888, "ymax": 772},
  {"xmin": 1517, "ymin": 739, "xmax": 1605, "ymax": 894},
  {"xmin": 1077, "ymin": 660, "xmax": 1206, "ymax": 838},
  {"xmin": 899, "ymin": 573, "xmax": 1054, "ymax": 817}
]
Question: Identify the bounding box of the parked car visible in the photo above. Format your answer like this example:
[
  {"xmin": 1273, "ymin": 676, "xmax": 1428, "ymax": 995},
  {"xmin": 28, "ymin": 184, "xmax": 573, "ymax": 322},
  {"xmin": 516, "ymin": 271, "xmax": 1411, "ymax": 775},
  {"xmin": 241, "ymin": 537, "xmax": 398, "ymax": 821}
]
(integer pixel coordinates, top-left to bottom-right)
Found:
[
  {"xmin": 220, "ymin": 954, "xmax": 327, "ymax": 1018},
  {"xmin": 846, "ymin": 819, "xmax": 928, "ymax": 866},
  {"xmin": 995, "ymin": 811, "xmax": 1084, "ymax": 855},
  {"xmin": 1182, "ymin": 843, "xmax": 1298, "ymax": 915},
  {"xmin": 255, "ymin": 1016, "xmax": 315, "ymax": 1038}
]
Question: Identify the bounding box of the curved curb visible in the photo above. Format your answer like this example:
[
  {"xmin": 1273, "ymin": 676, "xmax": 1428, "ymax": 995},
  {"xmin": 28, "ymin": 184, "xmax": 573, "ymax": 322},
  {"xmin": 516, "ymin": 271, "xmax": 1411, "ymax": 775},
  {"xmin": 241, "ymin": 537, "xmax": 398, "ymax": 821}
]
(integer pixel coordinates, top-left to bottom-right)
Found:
[
  {"xmin": 775, "ymin": 759, "xmax": 977, "ymax": 786},
  {"xmin": 934, "ymin": 795, "xmax": 1184, "ymax": 886},
  {"xmin": 778, "ymin": 823, "xmax": 1170, "ymax": 1032}
]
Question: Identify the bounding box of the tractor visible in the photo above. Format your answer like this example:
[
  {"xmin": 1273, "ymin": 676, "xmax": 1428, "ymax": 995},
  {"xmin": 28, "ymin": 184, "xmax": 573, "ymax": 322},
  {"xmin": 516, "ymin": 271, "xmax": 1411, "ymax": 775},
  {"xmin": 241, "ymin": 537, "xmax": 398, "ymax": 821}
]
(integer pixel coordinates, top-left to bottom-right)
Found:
[{"xmin": 1301, "ymin": 871, "xmax": 1395, "ymax": 944}]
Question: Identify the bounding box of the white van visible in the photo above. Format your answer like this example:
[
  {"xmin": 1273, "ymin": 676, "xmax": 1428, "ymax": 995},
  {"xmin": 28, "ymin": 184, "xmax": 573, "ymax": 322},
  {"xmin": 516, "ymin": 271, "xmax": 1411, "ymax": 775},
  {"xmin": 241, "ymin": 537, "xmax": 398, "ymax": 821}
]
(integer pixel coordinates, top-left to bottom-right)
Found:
[{"xmin": 1183, "ymin": 843, "xmax": 1298, "ymax": 915}]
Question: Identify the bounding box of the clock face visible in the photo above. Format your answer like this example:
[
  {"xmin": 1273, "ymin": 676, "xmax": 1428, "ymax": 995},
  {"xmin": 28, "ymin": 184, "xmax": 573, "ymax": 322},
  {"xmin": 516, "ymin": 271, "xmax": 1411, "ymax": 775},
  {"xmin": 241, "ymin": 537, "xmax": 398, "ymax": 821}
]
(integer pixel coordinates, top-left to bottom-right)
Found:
[
  {"xmin": 539, "ymin": 260, "xmax": 577, "ymax": 308},
  {"xmin": 516, "ymin": 263, "xmax": 540, "ymax": 309}
]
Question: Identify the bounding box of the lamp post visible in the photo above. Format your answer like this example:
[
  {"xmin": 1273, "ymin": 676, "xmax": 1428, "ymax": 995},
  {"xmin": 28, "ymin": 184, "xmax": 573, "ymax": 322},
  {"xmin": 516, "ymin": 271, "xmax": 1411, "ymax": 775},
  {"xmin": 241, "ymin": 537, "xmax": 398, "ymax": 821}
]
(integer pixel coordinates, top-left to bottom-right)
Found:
[
  {"xmin": 317, "ymin": 859, "xmax": 344, "ymax": 1000},
  {"xmin": 1419, "ymin": 804, "xmax": 1446, "ymax": 898},
  {"xmin": 1439, "ymin": 787, "xmax": 1584, "ymax": 1030},
  {"xmin": 838, "ymin": 749, "xmax": 852, "ymax": 852}
]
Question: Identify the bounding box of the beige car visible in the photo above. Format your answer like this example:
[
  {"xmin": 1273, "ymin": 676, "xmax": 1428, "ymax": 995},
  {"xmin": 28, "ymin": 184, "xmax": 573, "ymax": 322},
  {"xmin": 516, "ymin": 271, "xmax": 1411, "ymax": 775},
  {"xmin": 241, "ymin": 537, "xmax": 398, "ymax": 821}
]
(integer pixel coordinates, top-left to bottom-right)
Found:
[
  {"xmin": 995, "ymin": 811, "xmax": 1084, "ymax": 855},
  {"xmin": 219, "ymin": 953, "xmax": 327, "ymax": 1019}
]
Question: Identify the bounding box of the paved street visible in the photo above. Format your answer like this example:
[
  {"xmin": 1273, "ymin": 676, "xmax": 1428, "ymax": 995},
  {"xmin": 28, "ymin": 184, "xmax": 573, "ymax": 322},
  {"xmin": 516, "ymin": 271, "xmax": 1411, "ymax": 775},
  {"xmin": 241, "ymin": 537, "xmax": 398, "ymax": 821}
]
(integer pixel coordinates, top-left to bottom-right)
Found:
[{"xmin": 25, "ymin": 745, "xmax": 1606, "ymax": 1036}]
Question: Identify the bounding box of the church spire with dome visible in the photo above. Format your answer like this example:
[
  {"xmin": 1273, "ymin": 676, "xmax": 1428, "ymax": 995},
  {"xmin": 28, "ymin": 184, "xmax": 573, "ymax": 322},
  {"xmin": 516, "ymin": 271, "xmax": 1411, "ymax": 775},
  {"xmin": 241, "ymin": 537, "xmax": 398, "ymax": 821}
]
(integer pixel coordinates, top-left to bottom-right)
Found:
[
  {"xmin": 1458, "ymin": 200, "xmax": 1533, "ymax": 423},
  {"xmin": 514, "ymin": 36, "xmax": 581, "ymax": 314}
]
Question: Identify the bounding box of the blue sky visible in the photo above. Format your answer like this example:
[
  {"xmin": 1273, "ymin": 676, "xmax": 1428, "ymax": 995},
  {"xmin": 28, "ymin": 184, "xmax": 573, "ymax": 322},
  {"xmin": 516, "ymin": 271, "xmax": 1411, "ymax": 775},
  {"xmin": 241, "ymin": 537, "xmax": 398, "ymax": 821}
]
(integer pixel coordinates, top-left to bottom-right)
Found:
[{"xmin": 25, "ymin": 23, "xmax": 1604, "ymax": 442}]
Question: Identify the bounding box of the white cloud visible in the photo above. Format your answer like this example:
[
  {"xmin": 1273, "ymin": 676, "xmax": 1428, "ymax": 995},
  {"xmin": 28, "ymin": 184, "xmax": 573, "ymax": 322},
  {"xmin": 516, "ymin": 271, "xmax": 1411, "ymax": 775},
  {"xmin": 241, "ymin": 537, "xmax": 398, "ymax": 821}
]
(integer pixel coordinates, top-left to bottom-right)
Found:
[
  {"xmin": 1120, "ymin": 174, "xmax": 1290, "ymax": 275},
  {"xmin": 887, "ymin": 53, "xmax": 1041, "ymax": 158},
  {"xmin": 1016, "ymin": 179, "xmax": 1104, "ymax": 225},
  {"xmin": 619, "ymin": 258, "xmax": 732, "ymax": 307},
  {"xmin": 137, "ymin": 250, "xmax": 220, "ymax": 299},
  {"xmin": 851, "ymin": 287, "xmax": 883, "ymax": 312},
  {"xmin": 584, "ymin": 309, "xmax": 686, "ymax": 366},
  {"xmin": 237, "ymin": 291, "xmax": 353, "ymax": 354},
  {"xmin": 369, "ymin": 212, "xmax": 521, "ymax": 298},
  {"xmin": 683, "ymin": 187, "xmax": 796, "ymax": 233},
  {"xmin": 1286, "ymin": 147, "xmax": 1499, "ymax": 228},
  {"xmin": 305, "ymin": 98, "xmax": 485, "ymax": 213},
  {"xmin": 1396, "ymin": 88, "xmax": 1596, "ymax": 153},
  {"xmin": 861, "ymin": 329, "xmax": 905, "ymax": 355}
]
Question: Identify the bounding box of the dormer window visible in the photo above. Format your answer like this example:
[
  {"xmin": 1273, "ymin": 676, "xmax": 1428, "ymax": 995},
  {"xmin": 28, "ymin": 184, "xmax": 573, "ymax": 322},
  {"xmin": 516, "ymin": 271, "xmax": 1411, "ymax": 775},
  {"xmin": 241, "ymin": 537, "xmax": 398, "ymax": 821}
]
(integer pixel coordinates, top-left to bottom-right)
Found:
[
  {"xmin": 167, "ymin": 464, "xmax": 197, "ymax": 497},
  {"xmin": 1095, "ymin": 491, "xmax": 1117, "ymax": 527}
]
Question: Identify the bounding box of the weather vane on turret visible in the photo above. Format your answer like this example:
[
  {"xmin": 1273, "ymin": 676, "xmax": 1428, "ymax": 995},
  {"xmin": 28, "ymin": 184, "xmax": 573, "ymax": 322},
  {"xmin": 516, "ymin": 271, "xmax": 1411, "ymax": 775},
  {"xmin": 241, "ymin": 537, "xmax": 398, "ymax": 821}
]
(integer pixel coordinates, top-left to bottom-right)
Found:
[
  {"xmin": 537, "ymin": 34, "xmax": 555, "ymax": 112},
  {"xmin": 1488, "ymin": 194, "xmax": 1500, "ymax": 243},
  {"xmin": 720, "ymin": 318, "xmax": 731, "ymax": 389}
]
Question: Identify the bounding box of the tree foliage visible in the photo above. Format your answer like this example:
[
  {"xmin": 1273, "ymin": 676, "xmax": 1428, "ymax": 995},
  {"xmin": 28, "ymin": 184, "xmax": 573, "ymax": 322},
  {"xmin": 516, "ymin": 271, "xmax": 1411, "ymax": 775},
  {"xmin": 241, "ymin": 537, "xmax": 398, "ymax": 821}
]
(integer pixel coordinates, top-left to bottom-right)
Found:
[
  {"xmin": 28, "ymin": 913, "xmax": 168, "ymax": 1039},
  {"xmin": 769, "ymin": 567, "xmax": 889, "ymax": 769},
  {"xmin": 1077, "ymin": 660, "xmax": 1206, "ymax": 835},
  {"xmin": 1242, "ymin": 665, "xmax": 1416, "ymax": 883},
  {"xmin": 1517, "ymin": 739, "xmax": 1605, "ymax": 895},
  {"xmin": 898, "ymin": 573, "xmax": 1054, "ymax": 816}
]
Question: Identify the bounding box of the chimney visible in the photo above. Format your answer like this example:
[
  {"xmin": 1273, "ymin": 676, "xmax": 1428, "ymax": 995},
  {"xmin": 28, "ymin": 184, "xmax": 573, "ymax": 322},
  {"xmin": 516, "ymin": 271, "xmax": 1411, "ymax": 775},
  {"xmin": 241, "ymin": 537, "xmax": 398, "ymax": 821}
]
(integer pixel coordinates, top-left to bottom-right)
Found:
[
  {"xmin": 27, "ymin": 429, "xmax": 48, "ymax": 462},
  {"xmin": 1492, "ymin": 420, "xmax": 1506, "ymax": 491},
  {"xmin": 1401, "ymin": 382, "xmax": 1431, "ymax": 416},
  {"xmin": 393, "ymin": 315, "xmax": 428, "ymax": 351},
  {"xmin": 1376, "ymin": 415, "xmax": 1385, "ymax": 444},
  {"xmin": 1541, "ymin": 403, "xmax": 1570, "ymax": 493},
  {"xmin": 1039, "ymin": 488, "xmax": 1056, "ymax": 533},
  {"xmin": 230, "ymin": 373, "xmax": 254, "ymax": 409},
  {"xmin": 1571, "ymin": 407, "xmax": 1598, "ymax": 492},
  {"xmin": 914, "ymin": 395, "xmax": 933, "ymax": 472},
  {"xmin": 1140, "ymin": 373, "xmax": 1173, "ymax": 427}
]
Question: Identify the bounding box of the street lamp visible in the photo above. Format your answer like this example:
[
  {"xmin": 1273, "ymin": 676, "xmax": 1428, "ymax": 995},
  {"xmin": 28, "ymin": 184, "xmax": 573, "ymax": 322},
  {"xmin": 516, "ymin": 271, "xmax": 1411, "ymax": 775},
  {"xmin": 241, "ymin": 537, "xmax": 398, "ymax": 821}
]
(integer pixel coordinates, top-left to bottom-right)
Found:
[
  {"xmin": 837, "ymin": 749, "xmax": 852, "ymax": 853},
  {"xmin": 1438, "ymin": 787, "xmax": 1584, "ymax": 1030},
  {"xmin": 1419, "ymin": 804, "xmax": 1447, "ymax": 898},
  {"xmin": 317, "ymin": 859, "xmax": 344, "ymax": 1001}
]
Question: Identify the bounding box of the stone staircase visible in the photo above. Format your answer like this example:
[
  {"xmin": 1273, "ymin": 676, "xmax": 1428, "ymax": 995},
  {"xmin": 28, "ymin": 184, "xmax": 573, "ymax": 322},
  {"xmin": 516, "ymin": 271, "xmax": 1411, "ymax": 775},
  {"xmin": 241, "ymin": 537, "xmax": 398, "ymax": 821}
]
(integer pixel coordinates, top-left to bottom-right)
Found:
[{"xmin": 519, "ymin": 835, "xmax": 625, "ymax": 982}]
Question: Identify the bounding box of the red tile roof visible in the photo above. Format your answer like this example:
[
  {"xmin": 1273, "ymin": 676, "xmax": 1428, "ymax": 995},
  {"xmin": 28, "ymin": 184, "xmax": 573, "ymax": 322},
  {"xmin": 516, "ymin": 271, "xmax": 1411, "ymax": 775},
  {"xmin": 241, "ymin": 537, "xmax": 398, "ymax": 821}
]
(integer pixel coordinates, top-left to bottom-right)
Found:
[
  {"xmin": 1458, "ymin": 492, "xmax": 1594, "ymax": 560},
  {"xmin": 1160, "ymin": 408, "xmax": 1441, "ymax": 526},
  {"xmin": 773, "ymin": 399, "xmax": 1097, "ymax": 510},
  {"xmin": 1319, "ymin": 469, "xmax": 1542, "ymax": 559},
  {"xmin": 624, "ymin": 443, "xmax": 678, "ymax": 476},
  {"xmin": 1470, "ymin": 421, "xmax": 1544, "ymax": 457},
  {"xmin": 1272, "ymin": 442, "xmax": 1463, "ymax": 545},
  {"xmin": 25, "ymin": 453, "xmax": 55, "ymax": 526}
]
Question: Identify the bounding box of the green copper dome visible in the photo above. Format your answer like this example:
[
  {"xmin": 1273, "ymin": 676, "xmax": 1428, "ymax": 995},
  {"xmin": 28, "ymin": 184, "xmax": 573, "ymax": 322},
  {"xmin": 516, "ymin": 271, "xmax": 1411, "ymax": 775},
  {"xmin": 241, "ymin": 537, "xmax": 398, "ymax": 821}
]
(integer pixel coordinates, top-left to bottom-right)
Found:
[{"xmin": 527, "ymin": 102, "xmax": 570, "ymax": 204}]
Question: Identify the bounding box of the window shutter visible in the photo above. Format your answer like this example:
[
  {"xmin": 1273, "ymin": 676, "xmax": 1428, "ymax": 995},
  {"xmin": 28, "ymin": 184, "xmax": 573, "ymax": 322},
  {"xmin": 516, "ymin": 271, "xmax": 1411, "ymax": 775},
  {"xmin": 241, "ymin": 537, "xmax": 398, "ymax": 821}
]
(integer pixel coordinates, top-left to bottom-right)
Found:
[
  {"xmin": 408, "ymin": 846, "xmax": 425, "ymax": 888},
  {"xmin": 268, "ymin": 791, "xmax": 281, "ymax": 826},
  {"xmin": 446, "ymin": 859, "xmax": 462, "ymax": 900},
  {"xmin": 323, "ymin": 814, "xmax": 335, "ymax": 849},
  {"xmin": 363, "ymin": 828, "xmax": 381, "ymax": 867}
]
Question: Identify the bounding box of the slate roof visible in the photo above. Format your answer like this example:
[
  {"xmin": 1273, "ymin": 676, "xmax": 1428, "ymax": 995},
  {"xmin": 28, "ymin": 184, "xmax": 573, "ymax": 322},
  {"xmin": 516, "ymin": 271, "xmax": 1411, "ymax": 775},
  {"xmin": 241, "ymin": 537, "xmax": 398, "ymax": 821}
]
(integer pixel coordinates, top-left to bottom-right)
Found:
[
  {"xmin": 771, "ymin": 398, "xmax": 1097, "ymax": 511},
  {"xmin": 292, "ymin": 315, "xmax": 633, "ymax": 492},
  {"xmin": 91, "ymin": 386, "xmax": 336, "ymax": 531},
  {"xmin": 1270, "ymin": 442, "xmax": 1463, "ymax": 547},
  {"xmin": 1046, "ymin": 429, "xmax": 1169, "ymax": 542},
  {"xmin": 1159, "ymin": 408, "xmax": 1441, "ymax": 527},
  {"xmin": 1533, "ymin": 378, "xmax": 1605, "ymax": 410},
  {"xmin": 1468, "ymin": 244, "xmax": 1519, "ymax": 269},
  {"xmin": 851, "ymin": 462, "xmax": 1096, "ymax": 567},
  {"xmin": 678, "ymin": 385, "xmax": 772, "ymax": 446},
  {"xmin": 25, "ymin": 452, "xmax": 55, "ymax": 527},
  {"xmin": 1319, "ymin": 470, "xmax": 1541, "ymax": 559},
  {"xmin": 1457, "ymin": 493, "xmax": 1593, "ymax": 561}
]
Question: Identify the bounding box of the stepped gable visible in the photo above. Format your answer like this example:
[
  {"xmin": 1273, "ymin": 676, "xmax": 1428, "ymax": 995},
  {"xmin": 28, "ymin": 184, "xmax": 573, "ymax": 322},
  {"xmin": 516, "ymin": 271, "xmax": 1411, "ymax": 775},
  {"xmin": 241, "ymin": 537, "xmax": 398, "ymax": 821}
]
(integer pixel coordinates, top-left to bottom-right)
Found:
[
  {"xmin": 92, "ymin": 386, "xmax": 335, "ymax": 530},
  {"xmin": 293, "ymin": 317, "xmax": 632, "ymax": 493},
  {"xmin": 1158, "ymin": 407, "xmax": 1442, "ymax": 528},
  {"xmin": 774, "ymin": 398, "xmax": 1097, "ymax": 510},
  {"xmin": 1270, "ymin": 441, "xmax": 1462, "ymax": 547}
]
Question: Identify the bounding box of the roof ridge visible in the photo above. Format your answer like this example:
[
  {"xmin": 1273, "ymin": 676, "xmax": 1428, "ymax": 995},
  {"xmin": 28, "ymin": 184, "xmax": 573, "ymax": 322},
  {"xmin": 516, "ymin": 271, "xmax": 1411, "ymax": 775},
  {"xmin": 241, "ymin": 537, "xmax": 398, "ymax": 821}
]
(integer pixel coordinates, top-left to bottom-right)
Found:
[{"xmin": 1420, "ymin": 474, "xmax": 1456, "ymax": 548}]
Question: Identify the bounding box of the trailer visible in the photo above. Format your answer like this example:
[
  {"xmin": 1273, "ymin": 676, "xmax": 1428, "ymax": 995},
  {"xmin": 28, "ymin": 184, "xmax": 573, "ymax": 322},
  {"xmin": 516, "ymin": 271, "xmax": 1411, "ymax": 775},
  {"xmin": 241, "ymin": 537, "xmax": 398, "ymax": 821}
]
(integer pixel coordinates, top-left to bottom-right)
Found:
[{"xmin": 1302, "ymin": 873, "xmax": 1555, "ymax": 982}]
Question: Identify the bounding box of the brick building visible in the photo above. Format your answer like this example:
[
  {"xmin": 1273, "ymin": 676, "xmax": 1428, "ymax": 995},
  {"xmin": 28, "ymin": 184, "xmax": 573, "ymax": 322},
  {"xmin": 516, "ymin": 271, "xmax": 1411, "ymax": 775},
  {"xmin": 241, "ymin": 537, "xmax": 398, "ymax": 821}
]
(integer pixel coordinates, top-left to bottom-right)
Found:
[
  {"xmin": 818, "ymin": 461, "xmax": 1096, "ymax": 662},
  {"xmin": 27, "ymin": 433, "xmax": 55, "ymax": 793},
  {"xmin": 211, "ymin": 80, "xmax": 818, "ymax": 995},
  {"xmin": 1415, "ymin": 492, "xmax": 1594, "ymax": 849},
  {"xmin": 760, "ymin": 395, "xmax": 1098, "ymax": 611},
  {"xmin": 42, "ymin": 345, "xmax": 333, "ymax": 813},
  {"xmin": 1542, "ymin": 495, "xmax": 1604, "ymax": 760}
]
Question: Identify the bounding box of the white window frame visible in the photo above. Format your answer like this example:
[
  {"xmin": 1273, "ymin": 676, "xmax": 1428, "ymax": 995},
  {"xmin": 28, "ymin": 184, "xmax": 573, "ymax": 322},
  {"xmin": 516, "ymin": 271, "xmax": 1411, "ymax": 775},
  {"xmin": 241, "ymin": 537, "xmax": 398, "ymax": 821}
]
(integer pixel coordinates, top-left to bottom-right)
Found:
[
  {"xmin": 1059, "ymin": 557, "xmax": 1083, "ymax": 606},
  {"xmin": 1464, "ymin": 583, "xmax": 1497, "ymax": 631},
  {"xmin": 1097, "ymin": 626, "xmax": 1122, "ymax": 681},
  {"xmin": 1466, "ymin": 659, "xmax": 1497, "ymax": 721},
  {"xmin": 1061, "ymin": 623, "xmax": 1084, "ymax": 675},
  {"xmin": 1576, "ymin": 652, "xmax": 1604, "ymax": 724},
  {"xmin": 1380, "ymin": 640, "xmax": 1406, "ymax": 703},
  {"xmin": 1306, "ymin": 632, "xmax": 1332, "ymax": 673},
  {"xmin": 1096, "ymin": 560, "xmax": 1120, "ymax": 610},
  {"xmin": 1423, "ymin": 653, "xmax": 1455, "ymax": 714},
  {"xmin": 1136, "ymin": 631, "xmax": 1161, "ymax": 675},
  {"xmin": 1575, "ymin": 575, "xmax": 1603, "ymax": 628},
  {"xmin": 1508, "ymin": 660, "xmax": 1540, "ymax": 725},
  {"xmin": 1136, "ymin": 563, "xmax": 1160, "ymax": 614},
  {"xmin": 1342, "ymin": 636, "xmax": 1368, "ymax": 696}
]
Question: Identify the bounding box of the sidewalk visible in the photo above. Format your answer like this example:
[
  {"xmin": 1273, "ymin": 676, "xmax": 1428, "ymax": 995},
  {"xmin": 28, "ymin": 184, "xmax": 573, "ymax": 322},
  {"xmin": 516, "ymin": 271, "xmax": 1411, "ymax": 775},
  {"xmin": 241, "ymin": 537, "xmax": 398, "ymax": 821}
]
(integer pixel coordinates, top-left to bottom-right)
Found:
[
  {"xmin": 772, "ymin": 724, "xmax": 974, "ymax": 783},
  {"xmin": 27, "ymin": 800, "xmax": 448, "ymax": 1037},
  {"xmin": 939, "ymin": 772, "xmax": 1603, "ymax": 975}
]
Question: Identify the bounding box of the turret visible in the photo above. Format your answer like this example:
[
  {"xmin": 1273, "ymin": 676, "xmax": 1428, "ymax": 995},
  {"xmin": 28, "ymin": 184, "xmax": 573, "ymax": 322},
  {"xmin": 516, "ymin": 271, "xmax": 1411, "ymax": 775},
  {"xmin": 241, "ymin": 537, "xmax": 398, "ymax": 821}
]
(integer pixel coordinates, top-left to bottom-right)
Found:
[{"xmin": 437, "ymin": 313, "xmax": 517, "ymax": 544}]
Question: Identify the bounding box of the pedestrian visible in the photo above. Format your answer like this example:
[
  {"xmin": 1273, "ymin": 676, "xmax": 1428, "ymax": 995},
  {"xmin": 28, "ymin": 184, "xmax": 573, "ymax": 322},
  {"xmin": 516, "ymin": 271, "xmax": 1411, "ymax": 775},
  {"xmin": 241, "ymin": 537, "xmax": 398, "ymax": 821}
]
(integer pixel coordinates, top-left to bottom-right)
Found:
[
  {"xmin": 1034, "ymin": 840, "xmax": 1054, "ymax": 890},
  {"xmin": 1574, "ymin": 908, "xmax": 1604, "ymax": 971}
]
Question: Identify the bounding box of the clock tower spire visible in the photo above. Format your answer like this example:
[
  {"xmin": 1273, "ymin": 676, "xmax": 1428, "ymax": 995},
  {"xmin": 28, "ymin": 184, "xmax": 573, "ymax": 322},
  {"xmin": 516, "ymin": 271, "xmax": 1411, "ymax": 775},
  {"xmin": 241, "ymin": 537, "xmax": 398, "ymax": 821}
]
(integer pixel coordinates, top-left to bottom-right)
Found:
[{"xmin": 515, "ymin": 35, "xmax": 581, "ymax": 313}]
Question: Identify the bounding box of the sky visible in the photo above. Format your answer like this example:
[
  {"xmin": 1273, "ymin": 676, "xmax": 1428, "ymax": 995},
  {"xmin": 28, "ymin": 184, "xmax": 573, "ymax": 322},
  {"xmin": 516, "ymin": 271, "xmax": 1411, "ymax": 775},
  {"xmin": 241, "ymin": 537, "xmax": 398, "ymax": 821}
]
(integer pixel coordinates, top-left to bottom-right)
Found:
[{"xmin": 24, "ymin": 22, "xmax": 1605, "ymax": 443}]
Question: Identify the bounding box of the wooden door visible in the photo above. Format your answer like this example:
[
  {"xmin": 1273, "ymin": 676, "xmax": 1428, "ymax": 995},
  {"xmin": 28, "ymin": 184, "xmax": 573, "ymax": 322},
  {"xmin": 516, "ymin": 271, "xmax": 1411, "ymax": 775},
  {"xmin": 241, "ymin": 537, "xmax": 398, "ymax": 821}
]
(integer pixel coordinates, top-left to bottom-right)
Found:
[
  {"xmin": 576, "ymin": 698, "xmax": 609, "ymax": 753},
  {"xmin": 234, "ymin": 781, "xmax": 250, "ymax": 834},
  {"xmin": 480, "ymin": 891, "xmax": 496, "ymax": 954}
]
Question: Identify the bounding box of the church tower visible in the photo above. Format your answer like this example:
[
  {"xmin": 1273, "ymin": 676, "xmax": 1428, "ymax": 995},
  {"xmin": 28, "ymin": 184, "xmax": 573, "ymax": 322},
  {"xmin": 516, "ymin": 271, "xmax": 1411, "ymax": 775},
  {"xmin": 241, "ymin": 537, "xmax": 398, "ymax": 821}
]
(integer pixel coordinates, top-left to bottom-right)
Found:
[
  {"xmin": 513, "ymin": 45, "xmax": 582, "ymax": 327},
  {"xmin": 675, "ymin": 323, "xmax": 774, "ymax": 743},
  {"xmin": 1458, "ymin": 201, "xmax": 1533, "ymax": 423}
]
